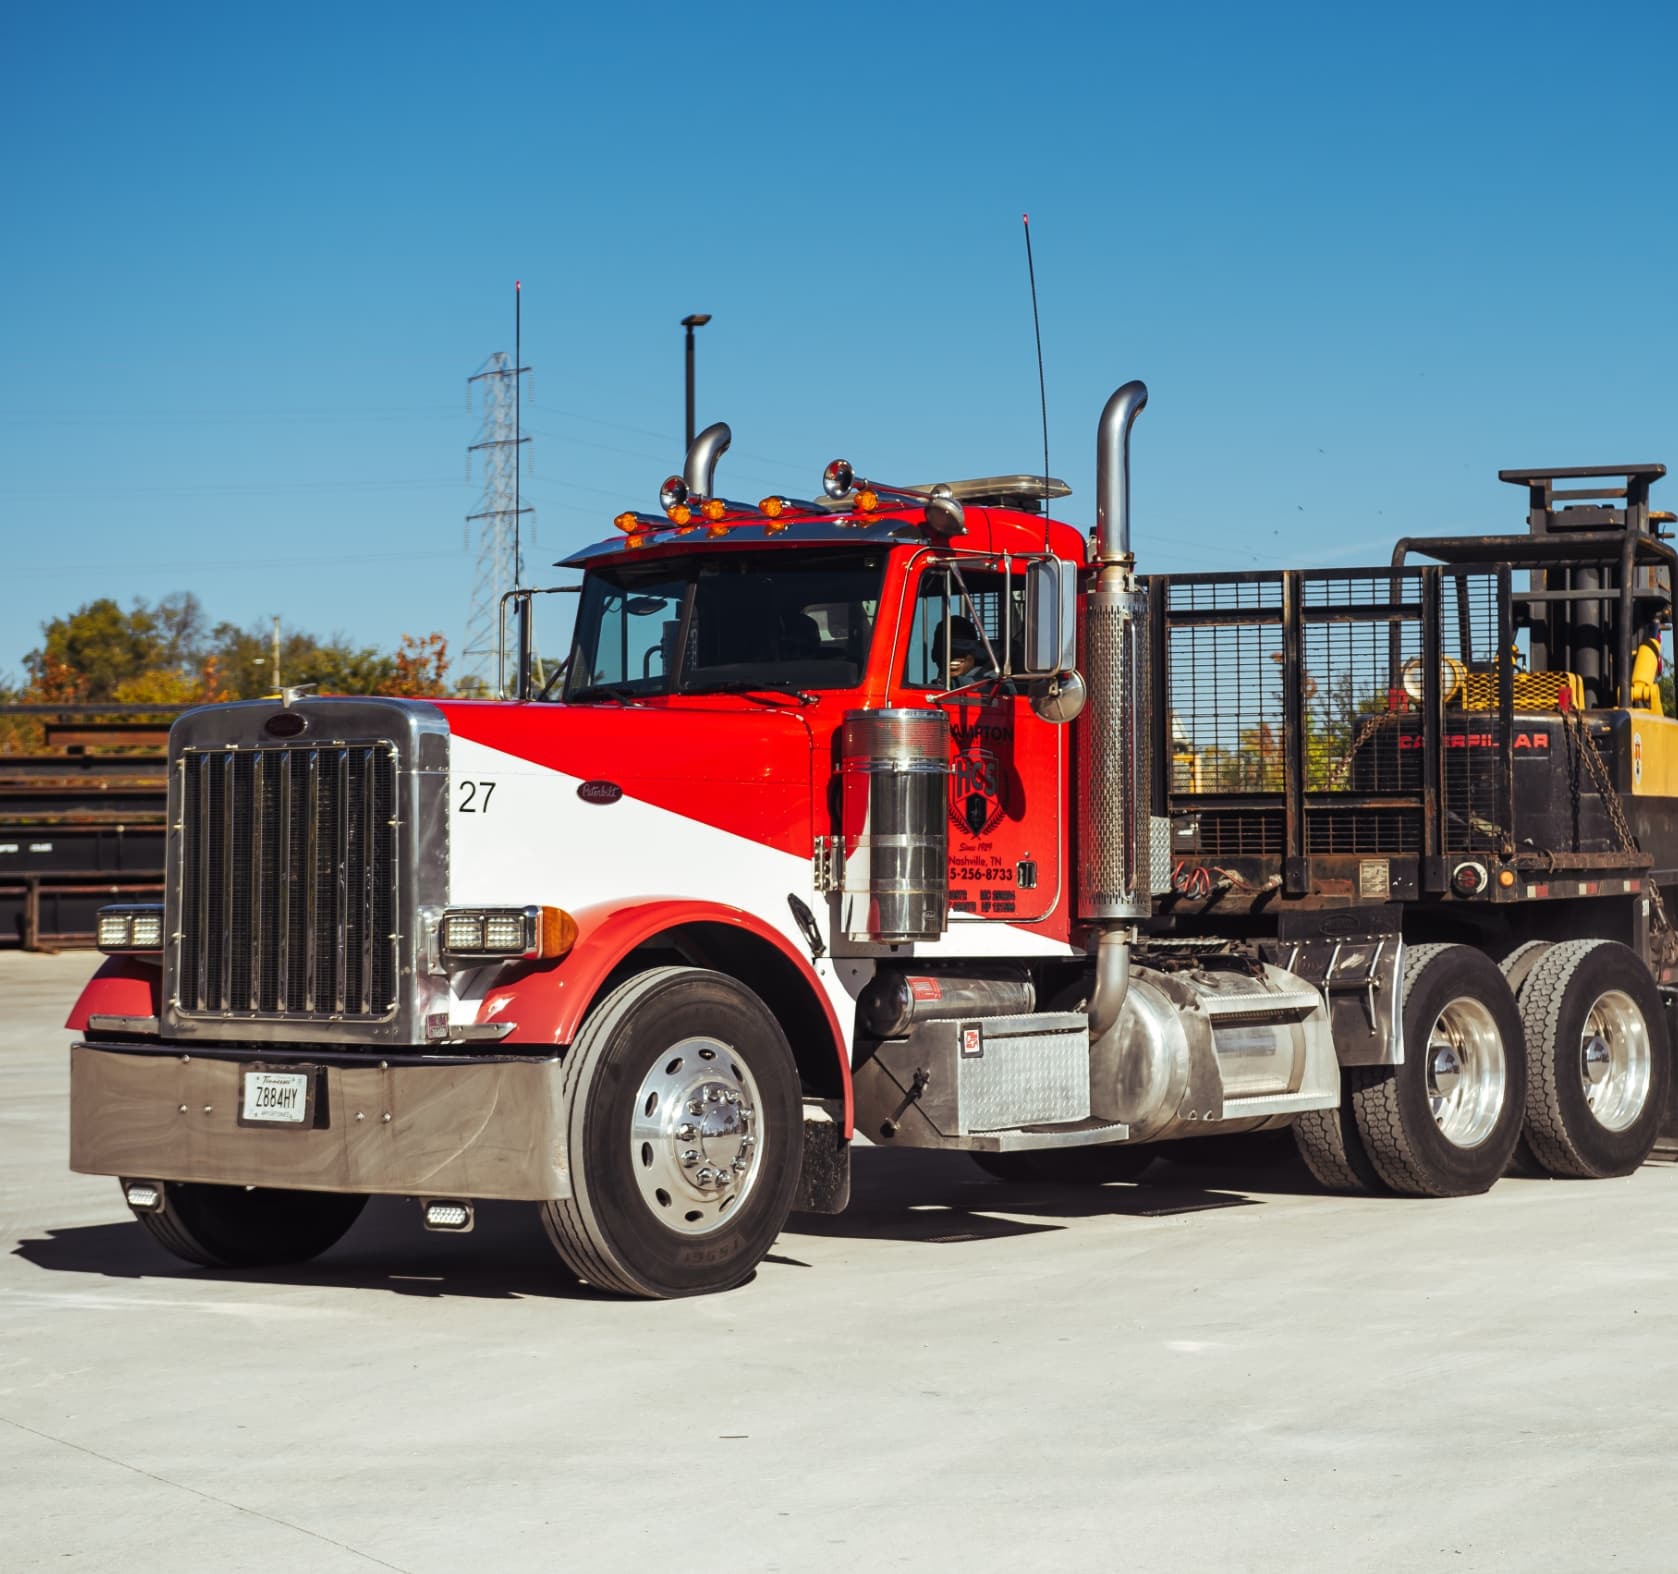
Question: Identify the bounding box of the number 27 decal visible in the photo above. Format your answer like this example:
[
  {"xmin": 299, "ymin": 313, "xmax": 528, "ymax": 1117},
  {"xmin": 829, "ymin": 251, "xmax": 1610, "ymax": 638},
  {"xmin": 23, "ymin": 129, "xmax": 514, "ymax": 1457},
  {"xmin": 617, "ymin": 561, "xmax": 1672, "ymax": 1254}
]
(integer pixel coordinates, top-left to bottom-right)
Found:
[{"xmin": 458, "ymin": 780, "xmax": 497, "ymax": 813}]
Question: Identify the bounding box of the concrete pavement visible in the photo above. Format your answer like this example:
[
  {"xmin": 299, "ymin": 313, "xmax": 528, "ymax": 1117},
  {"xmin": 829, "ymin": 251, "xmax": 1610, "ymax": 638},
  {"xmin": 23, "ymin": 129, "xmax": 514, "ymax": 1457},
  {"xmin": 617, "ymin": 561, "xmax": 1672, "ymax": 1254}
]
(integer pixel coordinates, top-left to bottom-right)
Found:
[{"xmin": 4, "ymin": 950, "xmax": 1676, "ymax": 1572}]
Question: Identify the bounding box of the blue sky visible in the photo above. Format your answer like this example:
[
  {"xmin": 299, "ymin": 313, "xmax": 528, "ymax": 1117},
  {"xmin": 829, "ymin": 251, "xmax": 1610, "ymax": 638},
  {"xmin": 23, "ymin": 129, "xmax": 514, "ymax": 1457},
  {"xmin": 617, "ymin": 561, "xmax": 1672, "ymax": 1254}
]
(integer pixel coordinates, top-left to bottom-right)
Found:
[{"xmin": 4, "ymin": 0, "xmax": 1675, "ymax": 685}]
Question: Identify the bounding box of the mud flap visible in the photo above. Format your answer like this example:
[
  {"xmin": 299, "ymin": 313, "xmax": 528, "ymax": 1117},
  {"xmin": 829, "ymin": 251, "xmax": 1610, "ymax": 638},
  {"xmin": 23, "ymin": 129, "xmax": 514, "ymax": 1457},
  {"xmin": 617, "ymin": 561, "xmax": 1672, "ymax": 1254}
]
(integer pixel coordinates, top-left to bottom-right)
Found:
[
  {"xmin": 1654, "ymin": 991, "xmax": 1678, "ymax": 1162},
  {"xmin": 793, "ymin": 1103, "xmax": 851, "ymax": 1213}
]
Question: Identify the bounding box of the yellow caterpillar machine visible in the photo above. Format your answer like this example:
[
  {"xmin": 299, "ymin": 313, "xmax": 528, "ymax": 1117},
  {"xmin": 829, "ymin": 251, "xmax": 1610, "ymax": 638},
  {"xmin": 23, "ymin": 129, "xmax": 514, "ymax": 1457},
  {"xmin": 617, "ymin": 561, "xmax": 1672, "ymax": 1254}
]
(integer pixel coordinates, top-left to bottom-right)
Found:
[{"xmin": 1154, "ymin": 464, "xmax": 1678, "ymax": 1190}]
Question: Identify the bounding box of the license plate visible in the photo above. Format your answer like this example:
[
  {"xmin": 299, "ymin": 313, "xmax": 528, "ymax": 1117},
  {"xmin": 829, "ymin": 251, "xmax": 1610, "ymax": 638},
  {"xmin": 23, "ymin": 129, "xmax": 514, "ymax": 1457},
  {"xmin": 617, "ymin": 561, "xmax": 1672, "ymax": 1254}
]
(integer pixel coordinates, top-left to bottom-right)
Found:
[{"xmin": 238, "ymin": 1068, "xmax": 315, "ymax": 1127}]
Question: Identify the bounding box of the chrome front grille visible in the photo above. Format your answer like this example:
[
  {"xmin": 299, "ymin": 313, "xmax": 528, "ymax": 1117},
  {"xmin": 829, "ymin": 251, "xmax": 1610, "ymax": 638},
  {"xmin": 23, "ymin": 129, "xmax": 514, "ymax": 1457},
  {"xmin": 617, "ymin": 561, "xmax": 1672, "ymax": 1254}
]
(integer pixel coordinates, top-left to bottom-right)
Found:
[{"xmin": 175, "ymin": 743, "xmax": 399, "ymax": 1018}]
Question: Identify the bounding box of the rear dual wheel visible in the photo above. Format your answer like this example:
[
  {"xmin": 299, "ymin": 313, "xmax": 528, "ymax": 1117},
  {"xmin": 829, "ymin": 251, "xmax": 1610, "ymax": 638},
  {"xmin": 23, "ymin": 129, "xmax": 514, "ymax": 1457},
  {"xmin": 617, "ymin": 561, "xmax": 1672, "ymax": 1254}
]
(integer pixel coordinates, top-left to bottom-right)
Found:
[
  {"xmin": 1514, "ymin": 939, "xmax": 1669, "ymax": 1178},
  {"xmin": 1350, "ymin": 942, "xmax": 1526, "ymax": 1196},
  {"xmin": 1296, "ymin": 943, "xmax": 1526, "ymax": 1197}
]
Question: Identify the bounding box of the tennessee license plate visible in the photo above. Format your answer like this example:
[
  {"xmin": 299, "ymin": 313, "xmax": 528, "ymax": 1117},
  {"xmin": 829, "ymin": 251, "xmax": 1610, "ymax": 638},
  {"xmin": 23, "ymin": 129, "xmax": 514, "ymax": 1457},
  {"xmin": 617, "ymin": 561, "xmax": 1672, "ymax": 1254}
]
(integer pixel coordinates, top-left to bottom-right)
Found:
[{"xmin": 238, "ymin": 1068, "xmax": 315, "ymax": 1127}]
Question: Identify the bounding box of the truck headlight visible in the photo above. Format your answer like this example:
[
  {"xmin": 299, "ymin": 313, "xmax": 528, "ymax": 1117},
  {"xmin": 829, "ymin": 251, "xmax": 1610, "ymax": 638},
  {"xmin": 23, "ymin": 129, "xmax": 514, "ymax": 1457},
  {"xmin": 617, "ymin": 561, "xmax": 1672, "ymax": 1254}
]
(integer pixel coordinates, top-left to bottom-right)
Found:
[
  {"xmin": 96, "ymin": 904, "xmax": 165, "ymax": 955},
  {"xmin": 439, "ymin": 905, "xmax": 576, "ymax": 963}
]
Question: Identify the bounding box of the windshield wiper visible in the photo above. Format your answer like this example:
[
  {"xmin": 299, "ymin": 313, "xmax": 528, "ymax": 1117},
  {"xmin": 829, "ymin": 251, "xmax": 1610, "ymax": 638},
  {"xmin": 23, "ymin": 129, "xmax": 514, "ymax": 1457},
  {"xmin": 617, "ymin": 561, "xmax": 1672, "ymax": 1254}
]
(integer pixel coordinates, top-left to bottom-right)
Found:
[
  {"xmin": 566, "ymin": 683, "xmax": 645, "ymax": 706},
  {"xmin": 678, "ymin": 680, "xmax": 818, "ymax": 707}
]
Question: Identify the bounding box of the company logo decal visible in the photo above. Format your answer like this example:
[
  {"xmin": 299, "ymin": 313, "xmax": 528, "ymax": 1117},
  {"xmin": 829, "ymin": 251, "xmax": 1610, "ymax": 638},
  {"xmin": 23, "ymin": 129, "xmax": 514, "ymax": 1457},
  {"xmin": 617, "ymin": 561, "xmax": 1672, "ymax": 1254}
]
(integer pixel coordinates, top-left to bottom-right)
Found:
[
  {"xmin": 949, "ymin": 719, "xmax": 1009, "ymax": 837},
  {"xmin": 1396, "ymin": 732, "xmax": 1549, "ymax": 752},
  {"xmin": 577, "ymin": 780, "xmax": 624, "ymax": 805}
]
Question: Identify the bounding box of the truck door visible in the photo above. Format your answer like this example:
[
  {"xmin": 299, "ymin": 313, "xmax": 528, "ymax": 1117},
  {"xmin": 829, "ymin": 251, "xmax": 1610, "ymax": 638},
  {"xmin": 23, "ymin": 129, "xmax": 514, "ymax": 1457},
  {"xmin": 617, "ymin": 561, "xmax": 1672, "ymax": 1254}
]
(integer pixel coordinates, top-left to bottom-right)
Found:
[{"xmin": 899, "ymin": 558, "xmax": 1066, "ymax": 925}]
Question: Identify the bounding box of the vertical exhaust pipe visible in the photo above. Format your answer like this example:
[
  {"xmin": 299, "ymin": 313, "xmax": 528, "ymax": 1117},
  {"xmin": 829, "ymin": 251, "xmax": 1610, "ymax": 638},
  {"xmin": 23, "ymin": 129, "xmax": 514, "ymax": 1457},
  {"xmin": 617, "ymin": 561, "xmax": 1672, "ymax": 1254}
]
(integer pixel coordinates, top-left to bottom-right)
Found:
[
  {"xmin": 1095, "ymin": 380, "xmax": 1148, "ymax": 567},
  {"xmin": 1081, "ymin": 381, "xmax": 1151, "ymax": 1049},
  {"xmin": 683, "ymin": 421, "xmax": 733, "ymax": 499}
]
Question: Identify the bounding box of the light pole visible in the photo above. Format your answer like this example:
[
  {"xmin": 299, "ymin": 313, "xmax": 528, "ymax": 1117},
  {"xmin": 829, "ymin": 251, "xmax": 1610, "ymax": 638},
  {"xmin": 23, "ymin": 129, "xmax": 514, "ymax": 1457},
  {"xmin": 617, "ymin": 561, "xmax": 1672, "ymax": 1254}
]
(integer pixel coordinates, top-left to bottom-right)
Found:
[{"xmin": 682, "ymin": 313, "xmax": 711, "ymax": 452}]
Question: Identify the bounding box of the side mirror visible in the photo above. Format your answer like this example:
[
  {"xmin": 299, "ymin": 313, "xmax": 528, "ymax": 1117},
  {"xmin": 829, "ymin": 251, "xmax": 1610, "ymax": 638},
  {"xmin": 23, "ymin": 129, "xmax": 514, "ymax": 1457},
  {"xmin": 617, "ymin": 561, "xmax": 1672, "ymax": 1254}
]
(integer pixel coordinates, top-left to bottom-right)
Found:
[
  {"xmin": 1029, "ymin": 669, "xmax": 1088, "ymax": 725},
  {"xmin": 1023, "ymin": 559, "xmax": 1077, "ymax": 677}
]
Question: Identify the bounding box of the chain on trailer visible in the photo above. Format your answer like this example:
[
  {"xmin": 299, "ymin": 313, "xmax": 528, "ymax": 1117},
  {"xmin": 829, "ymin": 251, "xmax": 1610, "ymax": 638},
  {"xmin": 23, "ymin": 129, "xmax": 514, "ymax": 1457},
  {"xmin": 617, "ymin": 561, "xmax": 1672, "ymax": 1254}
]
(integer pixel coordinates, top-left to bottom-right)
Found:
[{"xmin": 1562, "ymin": 710, "xmax": 1678, "ymax": 964}]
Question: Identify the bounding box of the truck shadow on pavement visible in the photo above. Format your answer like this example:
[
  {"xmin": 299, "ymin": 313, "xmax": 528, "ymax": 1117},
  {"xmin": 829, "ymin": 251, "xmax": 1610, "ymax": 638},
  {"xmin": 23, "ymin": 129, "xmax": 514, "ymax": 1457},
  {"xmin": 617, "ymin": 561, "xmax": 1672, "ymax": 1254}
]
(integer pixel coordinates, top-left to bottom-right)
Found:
[
  {"xmin": 11, "ymin": 1145, "xmax": 1315, "ymax": 1297},
  {"xmin": 11, "ymin": 1197, "xmax": 598, "ymax": 1300},
  {"xmin": 784, "ymin": 1145, "xmax": 1303, "ymax": 1245}
]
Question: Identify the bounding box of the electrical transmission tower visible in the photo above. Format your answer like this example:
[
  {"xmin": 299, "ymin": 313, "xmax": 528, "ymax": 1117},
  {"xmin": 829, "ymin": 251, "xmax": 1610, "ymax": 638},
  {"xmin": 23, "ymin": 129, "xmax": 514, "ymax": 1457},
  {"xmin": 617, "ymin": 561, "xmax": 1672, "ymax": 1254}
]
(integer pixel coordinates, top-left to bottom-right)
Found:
[{"xmin": 463, "ymin": 331, "xmax": 532, "ymax": 694}]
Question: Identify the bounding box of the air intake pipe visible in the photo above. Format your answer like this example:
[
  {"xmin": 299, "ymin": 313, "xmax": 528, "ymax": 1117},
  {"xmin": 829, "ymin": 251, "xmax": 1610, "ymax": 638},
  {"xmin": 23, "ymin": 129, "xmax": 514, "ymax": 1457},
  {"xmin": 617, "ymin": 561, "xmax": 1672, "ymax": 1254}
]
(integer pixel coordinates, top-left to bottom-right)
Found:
[
  {"xmin": 683, "ymin": 421, "xmax": 732, "ymax": 500},
  {"xmin": 1081, "ymin": 380, "xmax": 1150, "ymax": 1062}
]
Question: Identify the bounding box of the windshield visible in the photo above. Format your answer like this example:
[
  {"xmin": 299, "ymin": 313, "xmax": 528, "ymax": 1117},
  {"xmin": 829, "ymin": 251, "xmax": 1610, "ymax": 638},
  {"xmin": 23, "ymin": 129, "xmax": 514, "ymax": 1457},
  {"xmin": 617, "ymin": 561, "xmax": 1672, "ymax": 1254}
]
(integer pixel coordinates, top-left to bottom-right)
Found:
[{"xmin": 563, "ymin": 548, "xmax": 886, "ymax": 700}]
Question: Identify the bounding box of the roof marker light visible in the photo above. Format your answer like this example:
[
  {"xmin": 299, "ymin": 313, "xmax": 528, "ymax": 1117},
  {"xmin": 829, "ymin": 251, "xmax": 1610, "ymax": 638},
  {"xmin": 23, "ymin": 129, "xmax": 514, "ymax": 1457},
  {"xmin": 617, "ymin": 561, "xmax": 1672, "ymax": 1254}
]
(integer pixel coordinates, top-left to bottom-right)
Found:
[
  {"xmin": 925, "ymin": 484, "xmax": 967, "ymax": 536},
  {"xmin": 614, "ymin": 511, "xmax": 640, "ymax": 533},
  {"xmin": 856, "ymin": 488, "xmax": 880, "ymax": 513},
  {"xmin": 760, "ymin": 496, "xmax": 786, "ymax": 519},
  {"xmin": 702, "ymin": 498, "xmax": 728, "ymax": 522},
  {"xmin": 667, "ymin": 503, "xmax": 693, "ymax": 527}
]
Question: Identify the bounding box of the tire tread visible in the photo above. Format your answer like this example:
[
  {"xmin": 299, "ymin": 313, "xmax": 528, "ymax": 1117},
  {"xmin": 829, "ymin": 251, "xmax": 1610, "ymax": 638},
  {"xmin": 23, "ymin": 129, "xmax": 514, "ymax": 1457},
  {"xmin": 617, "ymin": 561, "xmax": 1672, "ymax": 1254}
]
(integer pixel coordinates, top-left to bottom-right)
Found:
[
  {"xmin": 1515, "ymin": 938, "xmax": 1667, "ymax": 1179},
  {"xmin": 1350, "ymin": 943, "xmax": 1452, "ymax": 1196},
  {"xmin": 1293, "ymin": 1101, "xmax": 1384, "ymax": 1194}
]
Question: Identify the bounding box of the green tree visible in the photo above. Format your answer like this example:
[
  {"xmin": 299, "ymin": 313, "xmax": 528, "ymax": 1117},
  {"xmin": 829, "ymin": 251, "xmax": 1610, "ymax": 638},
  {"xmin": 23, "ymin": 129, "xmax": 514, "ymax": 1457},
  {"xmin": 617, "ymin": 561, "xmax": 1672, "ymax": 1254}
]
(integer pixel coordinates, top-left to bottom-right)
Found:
[{"xmin": 26, "ymin": 598, "xmax": 167, "ymax": 701}]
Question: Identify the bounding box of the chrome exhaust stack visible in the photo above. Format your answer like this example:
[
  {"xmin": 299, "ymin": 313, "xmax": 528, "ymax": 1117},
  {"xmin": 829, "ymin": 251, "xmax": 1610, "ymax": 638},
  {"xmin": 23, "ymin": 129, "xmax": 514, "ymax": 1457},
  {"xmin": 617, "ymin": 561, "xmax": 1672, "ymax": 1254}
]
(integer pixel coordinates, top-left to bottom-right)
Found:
[
  {"xmin": 683, "ymin": 420, "xmax": 733, "ymax": 500},
  {"xmin": 1081, "ymin": 381, "xmax": 1152, "ymax": 1091}
]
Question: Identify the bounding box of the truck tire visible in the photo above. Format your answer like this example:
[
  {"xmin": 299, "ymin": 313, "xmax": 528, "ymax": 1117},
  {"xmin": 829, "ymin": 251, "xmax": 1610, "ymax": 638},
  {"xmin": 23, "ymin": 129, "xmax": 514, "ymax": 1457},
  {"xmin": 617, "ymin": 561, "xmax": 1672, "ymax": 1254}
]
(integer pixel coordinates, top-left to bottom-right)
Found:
[
  {"xmin": 970, "ymin": 1144, "xmax": 1155, "ymax": 1185},
  {"xmin": 1499, "ymin": 938, "xmax": 1553, "ymax": 997},
  {"xmin": 1292, "ymin": 1099, "xmax": 1386, "ymax": 1194},
  {"xmin": 1514, "ymin": 938, "xmax": 1670, "ymax": 1178},
  {"xmin": 1498, "ymin": 942, "xmax": 1554, "ymax": 1177},
  {"xmin": 1351, "ymin": 943, "xmax": 1526, "ymax": 1196},
  {"xmin": 127, "ymin": 1181, "xmax": 366, "ymax": 1269},
  {"xmin": 542, "ymin": 967, "xmax": 803, "ymax": 1298}
]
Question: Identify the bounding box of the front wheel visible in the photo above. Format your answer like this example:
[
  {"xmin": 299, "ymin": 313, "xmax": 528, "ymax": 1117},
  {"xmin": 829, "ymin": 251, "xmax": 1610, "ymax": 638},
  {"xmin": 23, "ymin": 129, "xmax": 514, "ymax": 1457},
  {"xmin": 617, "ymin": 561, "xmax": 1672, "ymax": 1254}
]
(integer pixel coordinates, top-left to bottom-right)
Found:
[
  {"xmin": 542, "ymin": 967, "xmax": 803, "ymax": 1298},
  {"xmin": 126, "ymin": 1181, "xmax": 366, "ymax": 1268},
  {"xmin": 1516, "ymin": 939, "xmax": 1670, "ymax": 1178},
  {"xmin": 1350, "ymin": 943, "xmax": 1526, "ymax": 1196}
]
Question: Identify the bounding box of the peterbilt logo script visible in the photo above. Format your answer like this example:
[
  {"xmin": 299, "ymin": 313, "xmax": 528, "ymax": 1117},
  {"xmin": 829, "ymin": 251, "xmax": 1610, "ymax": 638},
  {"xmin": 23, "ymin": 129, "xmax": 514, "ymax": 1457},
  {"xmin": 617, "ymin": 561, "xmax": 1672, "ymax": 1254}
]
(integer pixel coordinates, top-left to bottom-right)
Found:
[{"xmin": 577, "ymin": 780, "xmax": 624, "ymax": 804}]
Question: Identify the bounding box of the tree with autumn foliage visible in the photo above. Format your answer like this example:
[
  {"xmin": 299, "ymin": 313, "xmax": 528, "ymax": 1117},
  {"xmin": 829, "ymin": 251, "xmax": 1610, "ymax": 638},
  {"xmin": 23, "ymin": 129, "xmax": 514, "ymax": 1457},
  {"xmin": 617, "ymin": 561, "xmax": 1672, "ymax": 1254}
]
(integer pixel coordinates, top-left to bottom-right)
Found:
[{"xmin": 2, "ymin": 595, "xmax": 454, "ymax": 754}]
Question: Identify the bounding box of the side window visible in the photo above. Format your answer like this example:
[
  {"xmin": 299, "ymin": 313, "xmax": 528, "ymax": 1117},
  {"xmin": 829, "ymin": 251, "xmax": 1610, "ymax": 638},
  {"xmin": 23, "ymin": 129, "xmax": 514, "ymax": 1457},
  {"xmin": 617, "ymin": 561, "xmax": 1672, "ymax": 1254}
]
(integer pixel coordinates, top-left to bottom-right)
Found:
[
  {"xmin": 903, "ymin": 567, "xmax": 1024, "ymax": 689},
  {"xmin": 579, "ymin": 582, "xmax": 685, "ymax": 686}
]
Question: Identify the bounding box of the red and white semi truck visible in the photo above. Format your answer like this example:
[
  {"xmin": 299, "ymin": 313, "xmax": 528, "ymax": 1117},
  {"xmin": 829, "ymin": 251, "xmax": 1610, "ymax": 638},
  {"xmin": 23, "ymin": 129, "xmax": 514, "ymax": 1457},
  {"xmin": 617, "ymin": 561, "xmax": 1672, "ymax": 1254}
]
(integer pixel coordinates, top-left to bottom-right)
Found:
[{"xmin": 68, "ymin": 383, "xmax": 1677, "ymax": 1295}]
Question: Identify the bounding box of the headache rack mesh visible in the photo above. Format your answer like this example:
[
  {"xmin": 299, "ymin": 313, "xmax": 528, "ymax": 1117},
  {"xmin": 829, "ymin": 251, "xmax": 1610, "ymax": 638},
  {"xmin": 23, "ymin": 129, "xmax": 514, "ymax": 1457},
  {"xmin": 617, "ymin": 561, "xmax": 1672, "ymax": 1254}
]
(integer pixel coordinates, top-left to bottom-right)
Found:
[
  {"xmin": 175, "ymin": 743, "xmax": 399, "ymax": 1017},
  {"xmin": 1153, "ymin": 564, "xmax": 1517, "ymax": 868}
]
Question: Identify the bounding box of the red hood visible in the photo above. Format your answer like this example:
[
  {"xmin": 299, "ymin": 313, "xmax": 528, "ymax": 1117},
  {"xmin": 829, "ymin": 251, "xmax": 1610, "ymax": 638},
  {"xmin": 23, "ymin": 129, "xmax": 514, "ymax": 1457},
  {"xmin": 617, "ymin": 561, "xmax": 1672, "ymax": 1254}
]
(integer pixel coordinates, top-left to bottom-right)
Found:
[{"xmin": 437, "ymin": 698, "xmax": 819, "ymax": 857}]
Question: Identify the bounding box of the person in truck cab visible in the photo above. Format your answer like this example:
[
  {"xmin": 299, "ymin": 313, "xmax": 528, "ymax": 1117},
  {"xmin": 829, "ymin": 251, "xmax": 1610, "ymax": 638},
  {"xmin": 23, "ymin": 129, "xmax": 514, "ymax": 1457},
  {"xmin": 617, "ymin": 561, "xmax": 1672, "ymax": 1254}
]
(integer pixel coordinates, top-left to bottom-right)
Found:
[{"xmin": 932, "ymin": 615, "xmax": 989, "ymax": 687}]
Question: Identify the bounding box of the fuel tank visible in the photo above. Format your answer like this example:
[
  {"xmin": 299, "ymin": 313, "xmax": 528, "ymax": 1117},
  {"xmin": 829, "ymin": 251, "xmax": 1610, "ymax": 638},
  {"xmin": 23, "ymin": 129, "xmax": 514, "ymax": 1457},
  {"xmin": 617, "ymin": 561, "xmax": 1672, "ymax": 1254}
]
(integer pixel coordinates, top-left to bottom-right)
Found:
[{"xmin": 1091, "ymin": 961, "xmax": 1335, "ymax": 1140}]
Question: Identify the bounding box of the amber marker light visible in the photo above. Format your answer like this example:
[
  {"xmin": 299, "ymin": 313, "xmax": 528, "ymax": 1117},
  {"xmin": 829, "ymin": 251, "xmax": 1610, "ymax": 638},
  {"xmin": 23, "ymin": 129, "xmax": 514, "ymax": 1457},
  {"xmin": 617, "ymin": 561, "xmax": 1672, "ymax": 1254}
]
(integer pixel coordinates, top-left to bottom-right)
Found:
[
  {"xmin": 614, "ymin": 511, "xmax": 639, "ymax": 533},
  {"xmin": 702, "ymin": 497, "xmax": 728, "ymax": 522},
  {"xmin": 1498, "ymin": 869, "xmax": 1516, "ymax": 888},
  {"xmin": 540, "ymin": 905, "xmax": 579, "ymax": 958},
  {"xmin": 667, "ymin": 503, "xmax": 693, "ymax": 526},
  {"xmin": 856, "ymin": 488, "xmax": 880, "ymax": 513},
  {"xmin": 759, "ymin": 496, "xmax": 786, "ymax": 518}
]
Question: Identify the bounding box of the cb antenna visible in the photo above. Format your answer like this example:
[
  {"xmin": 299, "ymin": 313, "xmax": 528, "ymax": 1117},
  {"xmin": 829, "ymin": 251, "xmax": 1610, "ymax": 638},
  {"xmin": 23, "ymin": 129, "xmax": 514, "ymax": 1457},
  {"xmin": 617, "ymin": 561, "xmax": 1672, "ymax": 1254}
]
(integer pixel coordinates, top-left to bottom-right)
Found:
[{"xmin": 1022, "ymin": 214, "xmax": 1051, "ymax": 552}]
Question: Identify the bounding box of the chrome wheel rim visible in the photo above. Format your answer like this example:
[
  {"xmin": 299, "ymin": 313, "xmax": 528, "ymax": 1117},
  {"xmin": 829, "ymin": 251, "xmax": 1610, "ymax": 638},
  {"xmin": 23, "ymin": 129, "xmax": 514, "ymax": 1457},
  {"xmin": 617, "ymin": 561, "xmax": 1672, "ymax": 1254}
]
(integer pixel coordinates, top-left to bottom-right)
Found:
[
  {"xmin": 1578, "ymin": 990, "xmax": 1651, "ymax": 1133},
  {"xmin": 629, "ymin": 1036, "xmax": 763, "ymax": 1236},
  {"xmin": 1424, "ymin": 997, "xmax": 1505, "ymax": 1148}
]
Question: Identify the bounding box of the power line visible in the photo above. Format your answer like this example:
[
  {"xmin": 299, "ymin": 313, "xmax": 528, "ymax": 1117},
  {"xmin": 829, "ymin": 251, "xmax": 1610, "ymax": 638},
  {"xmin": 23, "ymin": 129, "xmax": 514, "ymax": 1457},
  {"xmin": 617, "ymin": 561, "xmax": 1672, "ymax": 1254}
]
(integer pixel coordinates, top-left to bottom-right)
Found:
[{"xmin": 6, "ymin": 549, "xmax": 466, "ymax": 578}]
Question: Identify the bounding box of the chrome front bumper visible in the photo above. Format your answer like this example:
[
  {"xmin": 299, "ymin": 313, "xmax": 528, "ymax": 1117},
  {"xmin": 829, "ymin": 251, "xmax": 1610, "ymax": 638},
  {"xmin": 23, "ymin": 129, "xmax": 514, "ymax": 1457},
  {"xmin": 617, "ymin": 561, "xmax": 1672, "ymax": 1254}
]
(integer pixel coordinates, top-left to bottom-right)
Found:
[{"xmin": 69, "ymin": 1042, "xmax": 572, "ymax": 1201}]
